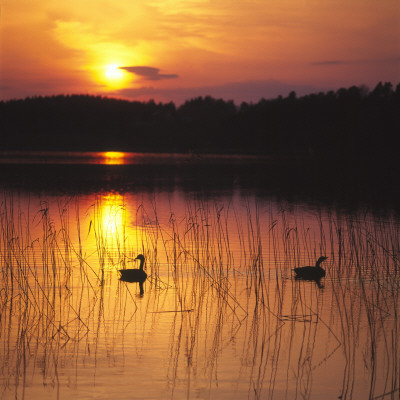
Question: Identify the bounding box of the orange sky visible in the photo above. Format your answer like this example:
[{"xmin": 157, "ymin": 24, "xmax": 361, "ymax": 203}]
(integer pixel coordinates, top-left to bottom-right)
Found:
[{"xmin": 1, "ymin": 0, "xmax": 399, "ymax": 104}]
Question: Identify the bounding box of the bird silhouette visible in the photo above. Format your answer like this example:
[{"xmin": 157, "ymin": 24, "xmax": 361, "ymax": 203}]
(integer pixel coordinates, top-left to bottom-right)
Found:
[
  {"xmin": 294, "ymin": 256, "xmax": 327, "ymax": 280},
  {"xmin": 119, "ymin": 254, "xmax": 147, "ymax": 283}
]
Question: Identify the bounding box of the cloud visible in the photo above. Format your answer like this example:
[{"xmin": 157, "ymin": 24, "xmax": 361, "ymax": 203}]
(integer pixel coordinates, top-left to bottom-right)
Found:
[
  {"xmin": 311, "ymin": 60, "xmax": 347, "ymax": 66},
  {"xmin": 311, "ymin": 58, "xmax": 400, "ymax": 67},
  {"xmin": 115, "ymin": 80, "xmax": 319, "ymax": 105},
  {"xmin": 119, "ymin": 66, "xmax": 179, "ymax": 81}
]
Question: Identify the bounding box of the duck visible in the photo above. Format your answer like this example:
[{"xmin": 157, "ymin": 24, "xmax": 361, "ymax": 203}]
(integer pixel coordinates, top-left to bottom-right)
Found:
[
  {"xmin": 119, "ymin": 254, "xmax": 147, "ymax": 282},
  {"xmin": 294, "ymin": 256, "xmax": 327, "ymax": 280}
]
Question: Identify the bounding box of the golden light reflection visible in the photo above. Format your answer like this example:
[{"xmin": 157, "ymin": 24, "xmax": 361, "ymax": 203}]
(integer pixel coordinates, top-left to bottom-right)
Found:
[
  {"xmin": 100, "ymin": 151, "xmax": 126, "ymax": 165},
  {"xmin": 95, "ymin": 192, "xmax": 141, "ymax": 257},
  {"xmin": 100, "ymin": 193, "xmax": 126, "ymax": 239}
]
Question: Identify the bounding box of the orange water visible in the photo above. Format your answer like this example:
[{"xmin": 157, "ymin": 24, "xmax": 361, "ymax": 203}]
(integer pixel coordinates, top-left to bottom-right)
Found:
[{"xmin": 0, "ymin": 184, "xmax": 399, "ymax": 399}]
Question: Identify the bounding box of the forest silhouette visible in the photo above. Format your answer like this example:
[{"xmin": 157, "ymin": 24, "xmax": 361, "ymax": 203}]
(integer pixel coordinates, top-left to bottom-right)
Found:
[{"xmin": 1, "ymin": 82, "xmax": 399, "ymax": 166}]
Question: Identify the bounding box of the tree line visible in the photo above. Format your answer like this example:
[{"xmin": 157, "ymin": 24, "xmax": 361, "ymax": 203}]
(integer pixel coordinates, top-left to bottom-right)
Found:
[{"xmin": 1, "ymin": 82, "xmax": 399, "ymax": 161}]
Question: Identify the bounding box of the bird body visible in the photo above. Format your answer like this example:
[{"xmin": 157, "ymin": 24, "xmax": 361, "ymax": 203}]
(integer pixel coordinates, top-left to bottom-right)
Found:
[
  {"xmin": 119, "ymin": 254, "xmax": 147, "ymax": 282},
  {"xmin": 294, "ymin": 256, "xmax": 327, "ymax": 280}
]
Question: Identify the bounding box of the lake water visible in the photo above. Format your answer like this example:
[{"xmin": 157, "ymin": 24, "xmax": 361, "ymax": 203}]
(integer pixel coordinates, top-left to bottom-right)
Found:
[{"xmin": 0, "ymin": 152, "xmax": 399, "ymax": 400}]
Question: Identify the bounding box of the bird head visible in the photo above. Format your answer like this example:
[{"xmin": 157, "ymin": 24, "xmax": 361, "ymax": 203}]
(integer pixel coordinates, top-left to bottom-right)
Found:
[{"xmin": 135, "ymin": 254, "xmax": 145, "ymax": 262}]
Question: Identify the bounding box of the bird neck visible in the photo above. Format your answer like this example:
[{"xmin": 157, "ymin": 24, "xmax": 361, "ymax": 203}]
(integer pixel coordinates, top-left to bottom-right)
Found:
[{"xmin": 139, "ymin": 259, "xmax": 145, "ymax": 270}]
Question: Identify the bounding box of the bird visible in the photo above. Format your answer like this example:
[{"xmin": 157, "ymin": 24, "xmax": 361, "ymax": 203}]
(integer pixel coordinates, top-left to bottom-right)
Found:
[
  {"xmin": 294, "ymin": 256, "xmax": 327, "ymax": 280},
  {"xmin": 119, "ymin": 254, "xmax": 147, "ymax": 282}
]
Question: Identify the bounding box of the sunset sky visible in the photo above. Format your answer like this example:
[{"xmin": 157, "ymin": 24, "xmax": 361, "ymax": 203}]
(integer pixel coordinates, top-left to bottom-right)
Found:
[{"xmin": 1, "ymin": 0, "xmax": 399, "ymax": 104}]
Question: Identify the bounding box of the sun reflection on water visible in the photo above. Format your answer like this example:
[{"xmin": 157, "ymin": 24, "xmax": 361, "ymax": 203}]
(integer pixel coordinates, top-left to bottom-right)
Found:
[
  {"xmin": 99, "ymin": 192, "xmax": 126, "ymax": 238},
  {"xmin": 100, "ymin": 151, "xmax": 126, "ymax": 165},
  {"xmin": 92, "ymin": 192, "xmax": 141, "ymax": 270}
]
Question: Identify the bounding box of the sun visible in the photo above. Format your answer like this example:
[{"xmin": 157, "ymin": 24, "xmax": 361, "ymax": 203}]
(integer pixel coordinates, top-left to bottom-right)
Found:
[
  {"xmin": 101, "ymin": 64, "xmax": 131, "ymax": 89},
  {"xmin": 105, "ymin": 64, "xmax": 124, "ymax": 80}
]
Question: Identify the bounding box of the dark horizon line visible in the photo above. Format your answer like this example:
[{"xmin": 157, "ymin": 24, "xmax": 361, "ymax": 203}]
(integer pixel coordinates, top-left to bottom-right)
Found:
[{"xmin": 1, "ymin": 80, "xmax": 398, "ymax": 106}]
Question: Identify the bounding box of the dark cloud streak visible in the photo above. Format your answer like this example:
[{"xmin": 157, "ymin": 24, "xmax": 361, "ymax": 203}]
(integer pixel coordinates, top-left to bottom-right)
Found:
[
  {"xmin": 311, "ymin": 57, "xmax": 400, "ymax": 66},
  {"xmin": 311, "ymin": 60, "xmax": 347, "ymax": 66},
  {"xmin": 120, "ymin": 66, "xmax": 179, "ymax": 81}
]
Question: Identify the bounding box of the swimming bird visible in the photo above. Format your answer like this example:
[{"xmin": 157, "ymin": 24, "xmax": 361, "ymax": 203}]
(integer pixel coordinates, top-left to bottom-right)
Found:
[
  {"xmin": 294, "ymin": 256, "xmax": 327, "ymax": 280},
  {"xmin": 119, "ymin": 254, "xmax": 147, "ymax": 282}
]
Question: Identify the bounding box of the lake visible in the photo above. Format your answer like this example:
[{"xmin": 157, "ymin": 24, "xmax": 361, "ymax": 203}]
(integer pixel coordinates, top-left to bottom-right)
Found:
[{"xmin": 0, "ymin": 152, "xmax": 399, "ymax": 400}]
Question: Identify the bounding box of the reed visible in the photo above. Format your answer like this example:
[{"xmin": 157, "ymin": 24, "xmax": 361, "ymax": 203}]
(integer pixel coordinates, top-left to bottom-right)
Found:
[{"xmin": 0, "ymin": 191, "xmax": 399, "ymax": 399}]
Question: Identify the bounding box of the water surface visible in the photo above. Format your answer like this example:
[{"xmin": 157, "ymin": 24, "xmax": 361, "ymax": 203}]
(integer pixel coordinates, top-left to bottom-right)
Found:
[{"xmin": 0, "ymin": 152, "xmax": 399, "ymax": 399}]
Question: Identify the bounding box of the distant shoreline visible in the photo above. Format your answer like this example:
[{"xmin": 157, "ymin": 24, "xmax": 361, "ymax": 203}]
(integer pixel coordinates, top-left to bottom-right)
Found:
[
  {"xmin": 1, "ymin": 82, "xmax": 399, "ymax": 170},
  {"xmin": 0, "ymin": 150, "xmax": 312, "ymax": 164}
]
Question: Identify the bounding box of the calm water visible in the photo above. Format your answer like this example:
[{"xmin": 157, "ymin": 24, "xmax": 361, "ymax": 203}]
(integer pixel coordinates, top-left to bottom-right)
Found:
[{"xmin": 0, "ymin": 152, "xmax": 399, "ymax": 400}]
